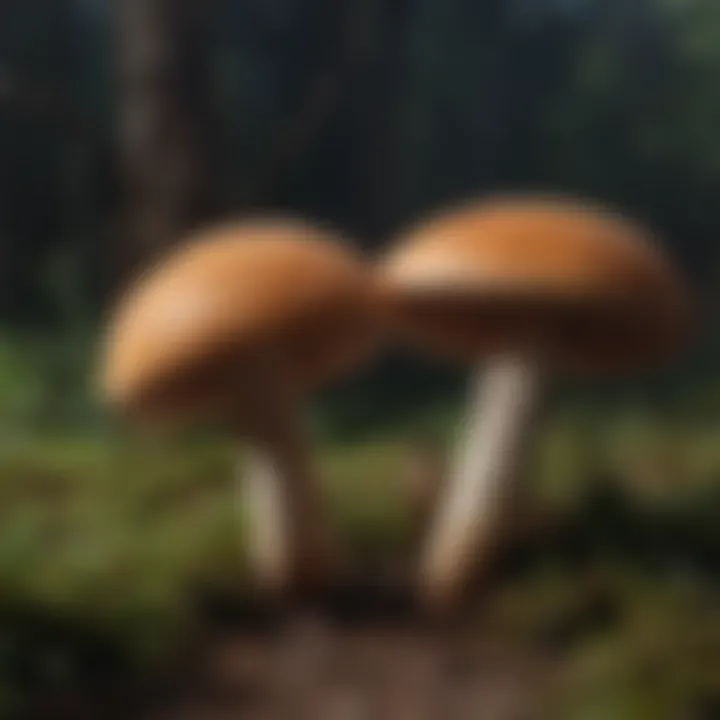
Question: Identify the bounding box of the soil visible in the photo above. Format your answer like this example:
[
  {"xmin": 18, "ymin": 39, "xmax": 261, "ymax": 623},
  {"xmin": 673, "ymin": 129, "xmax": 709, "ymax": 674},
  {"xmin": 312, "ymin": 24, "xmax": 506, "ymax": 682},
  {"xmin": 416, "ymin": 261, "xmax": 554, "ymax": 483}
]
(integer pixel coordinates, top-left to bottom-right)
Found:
[
  {"xmin": 140, "ymin": 582, "xmax": 556, "ymax": 720},
  {"xmin": 150, "ymin": 620, "xmax": 547, "ymax": 720},
  {"xmin": 19, "ymin": 571, "xmax": 566, "ymax": 720}
]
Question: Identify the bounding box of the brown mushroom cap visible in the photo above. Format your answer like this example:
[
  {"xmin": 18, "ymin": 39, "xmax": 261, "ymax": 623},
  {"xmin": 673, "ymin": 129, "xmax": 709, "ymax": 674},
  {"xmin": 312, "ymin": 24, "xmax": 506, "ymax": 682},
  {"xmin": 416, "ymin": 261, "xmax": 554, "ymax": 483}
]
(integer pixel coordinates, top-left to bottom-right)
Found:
[
  {"xmin": 101, "ymin": 219, "xmax": 382, "ymax": 424},
  {"xmin": 379, "ymin": 195, "xmax": 692, "ymax": 373}
]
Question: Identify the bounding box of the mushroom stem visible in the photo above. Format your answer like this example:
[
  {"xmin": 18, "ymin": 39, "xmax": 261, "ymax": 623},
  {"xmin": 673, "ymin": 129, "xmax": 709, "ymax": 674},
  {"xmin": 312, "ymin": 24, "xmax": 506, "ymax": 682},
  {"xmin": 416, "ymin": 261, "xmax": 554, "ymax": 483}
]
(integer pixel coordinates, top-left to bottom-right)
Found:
[
  {"xmin": 420, "ymin": 353, "xmax": 546, "ymax": 611},
  {"xmin": 237, "ymin": 385, "xmax": 336, "ymax": 596}
]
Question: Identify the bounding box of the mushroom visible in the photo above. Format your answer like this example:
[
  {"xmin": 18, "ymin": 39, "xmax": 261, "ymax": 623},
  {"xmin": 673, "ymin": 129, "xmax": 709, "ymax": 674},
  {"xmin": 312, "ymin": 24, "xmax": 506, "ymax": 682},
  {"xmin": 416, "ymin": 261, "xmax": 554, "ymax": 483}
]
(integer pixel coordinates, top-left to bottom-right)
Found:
[
  {"xmin": 100, "ymin": 218, "xmax": 383, "ymax": 597},
  {"xmin": 377, "ymin": 194, "xmax": 692, "ymax": 612}
]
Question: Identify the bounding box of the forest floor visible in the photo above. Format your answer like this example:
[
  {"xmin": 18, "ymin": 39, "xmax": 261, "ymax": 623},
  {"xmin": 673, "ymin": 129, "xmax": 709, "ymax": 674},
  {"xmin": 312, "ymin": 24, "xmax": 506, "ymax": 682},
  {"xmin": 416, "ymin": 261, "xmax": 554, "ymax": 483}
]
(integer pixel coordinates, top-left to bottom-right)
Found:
[
  {"xmin": 151, "ymin": 614, "xmax": 548, "ymax": 720},
  {"xmin": 145, "ymin": 574, "xmax": 559, "ymax": 720},
  {"xmin": 2, "ymin": 422, "xmax": 720, "ymax": 720},
  {"xmin": 21, "ymin": 581, "xmax": 559, "ymax": 720}
]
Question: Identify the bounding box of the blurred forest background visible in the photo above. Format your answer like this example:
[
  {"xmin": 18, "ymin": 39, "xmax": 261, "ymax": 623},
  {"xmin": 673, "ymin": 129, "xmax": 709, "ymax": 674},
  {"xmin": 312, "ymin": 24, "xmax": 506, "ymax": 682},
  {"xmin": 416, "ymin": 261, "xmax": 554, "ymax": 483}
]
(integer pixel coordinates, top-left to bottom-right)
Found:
[
  {"xmin": 1, "ymin": 0, "xmax": 719, "ymax": 434},
  {"xmin": 0, "ymin": 0, "xmax": 719, "ymax": 718}
]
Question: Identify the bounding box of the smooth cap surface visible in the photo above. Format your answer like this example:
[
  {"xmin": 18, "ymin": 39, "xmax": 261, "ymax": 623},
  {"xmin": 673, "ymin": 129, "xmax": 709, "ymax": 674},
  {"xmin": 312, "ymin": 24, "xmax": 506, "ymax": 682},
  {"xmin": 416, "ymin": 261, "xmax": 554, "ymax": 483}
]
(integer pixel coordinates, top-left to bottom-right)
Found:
[
  {"xmin": 101, "ymin": 218, "xmax": 382, "ymax": 424},
  {"xmin": 379, "ymin": 195, "xmax": 691, "ymax": 372}
]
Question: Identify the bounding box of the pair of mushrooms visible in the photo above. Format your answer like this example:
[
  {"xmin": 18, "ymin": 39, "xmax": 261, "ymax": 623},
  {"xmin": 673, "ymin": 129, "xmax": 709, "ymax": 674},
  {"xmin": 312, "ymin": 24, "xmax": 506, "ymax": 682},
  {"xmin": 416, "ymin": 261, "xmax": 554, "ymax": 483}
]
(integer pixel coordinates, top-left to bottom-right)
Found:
[{"xmin": 101, "ymin": 195, "xmax": 690, "ymax": 612}]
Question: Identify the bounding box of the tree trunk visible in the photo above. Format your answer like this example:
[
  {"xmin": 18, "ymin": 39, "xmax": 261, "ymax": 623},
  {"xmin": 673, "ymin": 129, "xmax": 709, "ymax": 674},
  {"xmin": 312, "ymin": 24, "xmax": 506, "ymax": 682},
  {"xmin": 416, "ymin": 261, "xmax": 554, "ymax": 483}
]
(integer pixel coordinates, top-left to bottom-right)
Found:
[
  {"xmin": 346, "ymin": 0, "xmax": 416, "ymax": 244},
  {"xmin": 113, "ymin": 0, "xmax": 213, "ymax": 285}
]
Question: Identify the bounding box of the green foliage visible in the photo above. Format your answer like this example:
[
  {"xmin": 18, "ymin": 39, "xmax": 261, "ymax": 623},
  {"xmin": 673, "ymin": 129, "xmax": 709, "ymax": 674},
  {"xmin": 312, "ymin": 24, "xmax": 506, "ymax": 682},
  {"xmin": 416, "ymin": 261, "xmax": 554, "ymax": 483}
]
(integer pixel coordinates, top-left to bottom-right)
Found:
[
  {"xmin": 0, "ymin": 334, "xmax": 104, "ymax": 438},
  {"xmin": 0, "ymin": 400, "xmax": 716, "ymax": 713}
]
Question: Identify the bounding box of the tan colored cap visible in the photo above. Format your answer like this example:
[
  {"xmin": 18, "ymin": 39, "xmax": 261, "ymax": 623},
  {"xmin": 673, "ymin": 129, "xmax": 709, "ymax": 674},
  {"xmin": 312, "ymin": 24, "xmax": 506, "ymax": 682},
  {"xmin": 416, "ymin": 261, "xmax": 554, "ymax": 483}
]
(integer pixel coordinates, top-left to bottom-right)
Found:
[
  {"xmin": 379, "ymin": 195, "xmax": 692, "ymax": 372},
  {"xmin": 101, "ymin": 218, "xmax": 382, "ymax": 423}
]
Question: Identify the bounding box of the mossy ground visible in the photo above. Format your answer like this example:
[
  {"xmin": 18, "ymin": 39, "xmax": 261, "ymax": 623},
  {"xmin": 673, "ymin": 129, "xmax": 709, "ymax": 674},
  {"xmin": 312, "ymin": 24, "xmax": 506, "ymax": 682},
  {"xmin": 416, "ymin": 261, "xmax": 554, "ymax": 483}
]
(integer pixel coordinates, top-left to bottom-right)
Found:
[{"xmin": 0, "ymin": 403, "xmax": 718, "ymax": 718}]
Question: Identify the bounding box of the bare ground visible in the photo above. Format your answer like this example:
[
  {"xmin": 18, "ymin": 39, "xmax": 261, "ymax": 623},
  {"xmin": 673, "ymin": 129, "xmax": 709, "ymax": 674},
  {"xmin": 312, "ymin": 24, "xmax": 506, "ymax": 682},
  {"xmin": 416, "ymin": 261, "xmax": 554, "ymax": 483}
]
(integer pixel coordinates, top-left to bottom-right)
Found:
[
  {"xmin": 147, "ymin": 622, "xmax": 547, "ymax": 720},
  {"xmin": 140, "ymin": 580, "xmax": 557, "ymax": 720}
]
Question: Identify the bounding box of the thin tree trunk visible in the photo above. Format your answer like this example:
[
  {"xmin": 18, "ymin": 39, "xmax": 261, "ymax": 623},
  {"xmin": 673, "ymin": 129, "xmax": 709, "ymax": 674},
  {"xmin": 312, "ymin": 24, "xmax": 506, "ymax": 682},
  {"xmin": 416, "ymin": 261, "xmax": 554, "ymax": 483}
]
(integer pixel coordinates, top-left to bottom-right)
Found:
[
  {"xmin": 113, "ymin": 0, "xmax": 213, "ymax": 285},
  {"xmin": 240, "ymin": 0, "xmax": 366, "ymax": 210},
  {"xmin": 347, "ymin": 0, "xmax": 415, "ymax": 244}
]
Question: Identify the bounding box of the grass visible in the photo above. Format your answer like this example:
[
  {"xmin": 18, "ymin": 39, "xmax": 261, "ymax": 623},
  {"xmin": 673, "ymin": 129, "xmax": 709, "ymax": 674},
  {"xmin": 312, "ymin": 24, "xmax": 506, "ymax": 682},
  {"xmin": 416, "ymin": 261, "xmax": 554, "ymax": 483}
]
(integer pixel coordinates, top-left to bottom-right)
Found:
[
  {"xmin": 0, "ymin": 438, "xmax": 413, "ymax": 675},
  {"xmin": 0, "ymin": 404, "xmax": 717, "ymax": 715},
  {"xmin": 0, "ymin": 334, "xmax": 718, "ymax": 715}
]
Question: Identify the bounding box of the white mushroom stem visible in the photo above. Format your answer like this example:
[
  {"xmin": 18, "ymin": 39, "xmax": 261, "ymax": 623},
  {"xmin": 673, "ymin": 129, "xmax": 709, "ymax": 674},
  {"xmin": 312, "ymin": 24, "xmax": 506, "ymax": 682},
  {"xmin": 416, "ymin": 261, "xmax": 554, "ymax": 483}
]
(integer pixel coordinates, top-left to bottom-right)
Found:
[
  {"xmin": 420, "ymin": 353, "xmax": 546, "ymax": 611},
  {"xmin": 236, "ymin": 381, "xmax": 336, "ymax": 596}
]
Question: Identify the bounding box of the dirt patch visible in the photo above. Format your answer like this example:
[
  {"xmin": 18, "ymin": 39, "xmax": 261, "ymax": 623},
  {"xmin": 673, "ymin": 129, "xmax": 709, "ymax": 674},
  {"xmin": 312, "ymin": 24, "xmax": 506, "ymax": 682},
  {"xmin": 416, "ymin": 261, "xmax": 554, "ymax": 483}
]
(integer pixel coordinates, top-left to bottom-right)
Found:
[
  {"xmin": 143, "ymin": 583, "xmax": 556, "ymax": 720},
  {"xmin": 149, "ymin": 621, "xmax": 548, "ymax": 720},
  {"xmin": 15, "ymin": 581, "xmax": 565, "ymax": 720}
]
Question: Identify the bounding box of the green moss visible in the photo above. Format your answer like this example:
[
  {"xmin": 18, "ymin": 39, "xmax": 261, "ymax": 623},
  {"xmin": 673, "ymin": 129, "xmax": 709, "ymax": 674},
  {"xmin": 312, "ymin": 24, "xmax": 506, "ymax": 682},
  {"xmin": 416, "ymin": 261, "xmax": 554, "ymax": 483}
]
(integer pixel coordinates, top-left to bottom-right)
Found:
[{"xmin": 0, "ymin": 405, "xmax": 716, "ymax": 709}]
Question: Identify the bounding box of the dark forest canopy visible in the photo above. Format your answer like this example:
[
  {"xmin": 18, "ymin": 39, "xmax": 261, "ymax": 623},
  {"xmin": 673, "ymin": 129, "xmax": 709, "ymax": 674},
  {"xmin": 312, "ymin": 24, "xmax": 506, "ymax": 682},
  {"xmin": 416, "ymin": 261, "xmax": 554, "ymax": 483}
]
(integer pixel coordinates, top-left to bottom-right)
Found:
[{"xmin": 0, "ymin": 0, "xmax": 718, "ymax": 325}]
